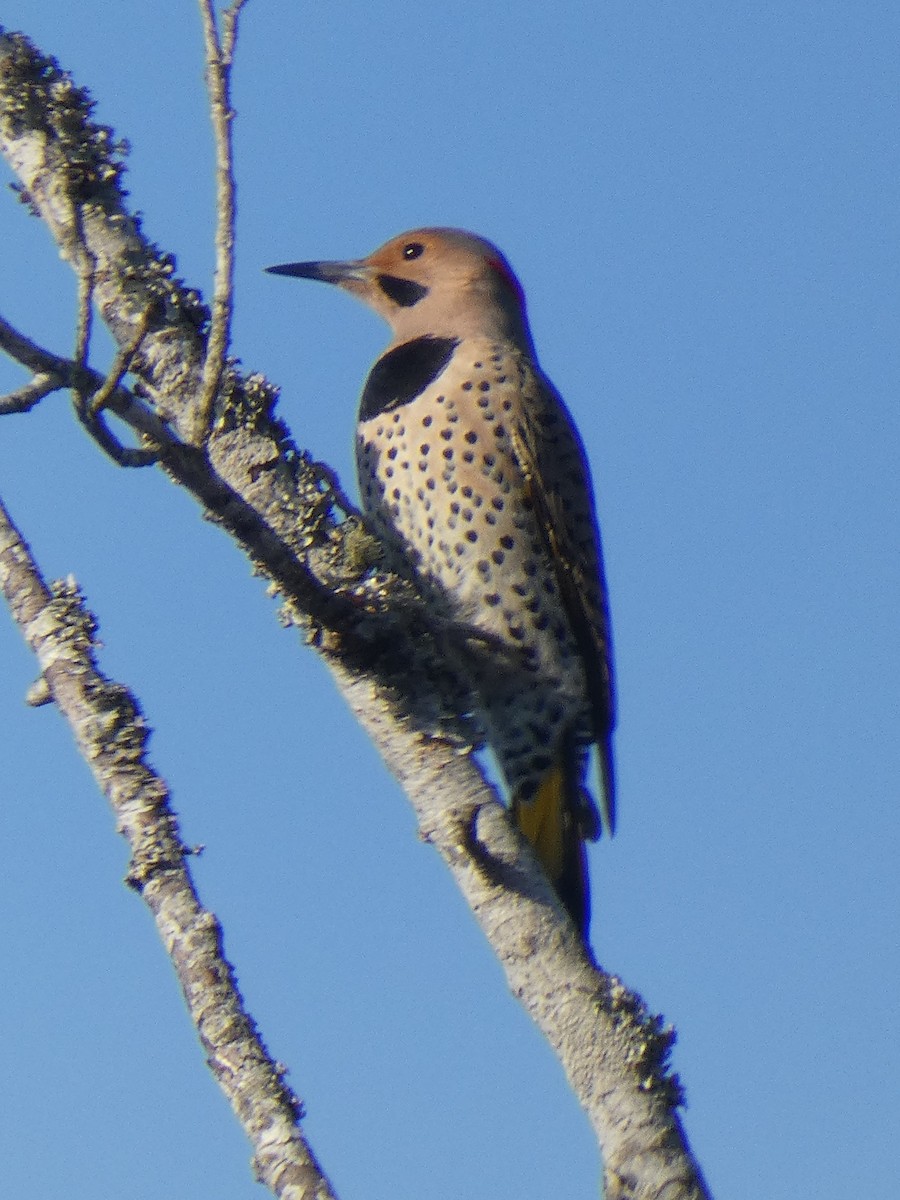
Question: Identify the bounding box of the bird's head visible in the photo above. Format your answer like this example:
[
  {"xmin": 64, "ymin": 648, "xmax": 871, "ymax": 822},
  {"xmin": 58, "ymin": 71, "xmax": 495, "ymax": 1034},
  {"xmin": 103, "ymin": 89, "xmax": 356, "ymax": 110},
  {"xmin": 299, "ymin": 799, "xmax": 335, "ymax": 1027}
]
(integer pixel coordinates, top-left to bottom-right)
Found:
[{"xmin": 267, "ymin": 227, "xmax": 534, "ymax": 349}]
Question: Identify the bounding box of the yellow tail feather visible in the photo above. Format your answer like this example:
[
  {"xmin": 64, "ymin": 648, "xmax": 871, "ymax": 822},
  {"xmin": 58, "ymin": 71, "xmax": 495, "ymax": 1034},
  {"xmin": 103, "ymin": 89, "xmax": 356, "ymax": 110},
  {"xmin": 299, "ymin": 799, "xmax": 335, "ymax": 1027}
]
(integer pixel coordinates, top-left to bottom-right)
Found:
[
  {"xmin": 513, "ymin": 764, "xmax": 568, "ymax": 882},
  {"xmin": 512, "ymin": 763, "xmax": 589, "ymax": 935}
]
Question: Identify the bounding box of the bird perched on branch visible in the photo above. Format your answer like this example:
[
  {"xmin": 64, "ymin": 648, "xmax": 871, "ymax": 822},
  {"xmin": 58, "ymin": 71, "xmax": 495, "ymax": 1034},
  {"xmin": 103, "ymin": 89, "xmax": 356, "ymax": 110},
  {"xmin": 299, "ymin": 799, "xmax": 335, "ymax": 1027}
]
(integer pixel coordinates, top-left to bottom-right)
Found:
[{"xmin": 268, "ymin": 228, "xmax": 615, "ymax": 938}]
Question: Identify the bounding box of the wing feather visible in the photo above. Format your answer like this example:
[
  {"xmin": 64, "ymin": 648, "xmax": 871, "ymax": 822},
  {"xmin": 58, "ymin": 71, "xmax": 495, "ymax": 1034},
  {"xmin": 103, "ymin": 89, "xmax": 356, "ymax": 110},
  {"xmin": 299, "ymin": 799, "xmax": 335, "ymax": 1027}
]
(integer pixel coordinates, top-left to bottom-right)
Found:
[{"xmin": 509, "ymin": 368, "xmax": 616, "ymax": 834}]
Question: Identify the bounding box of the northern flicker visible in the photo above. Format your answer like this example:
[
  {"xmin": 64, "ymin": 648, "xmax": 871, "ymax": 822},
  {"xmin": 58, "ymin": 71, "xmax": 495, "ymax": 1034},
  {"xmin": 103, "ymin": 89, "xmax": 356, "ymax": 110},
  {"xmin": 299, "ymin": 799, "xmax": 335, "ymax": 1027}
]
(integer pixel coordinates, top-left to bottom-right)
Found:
[{"xmin": 267, "ymin": 229, "xmax": 615, "ymax": 937}]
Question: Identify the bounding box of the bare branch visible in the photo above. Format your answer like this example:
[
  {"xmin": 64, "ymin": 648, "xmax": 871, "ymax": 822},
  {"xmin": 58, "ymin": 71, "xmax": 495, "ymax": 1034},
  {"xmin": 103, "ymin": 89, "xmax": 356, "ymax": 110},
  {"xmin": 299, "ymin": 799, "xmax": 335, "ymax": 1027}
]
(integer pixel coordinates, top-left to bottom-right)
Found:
[
  {"xmin": 73, "ymin": 246, "xmax": 95, "ymax": 364},
  {"xmin": 194, "ymin": 0, "xmax": 246, "ymax": 443},
  {"xmin": 70, "ymin": 304, "xmax": 161, "ymax": 465},
  {"xmin": 0, "ymin": 310, "xmax": 158, "ymax": 465},
  {"xmin": 0, "ymin": 311, "xmax": 72, "ymax": 374},
  {"xmin": 0, "ymin": 372, "xmax": 61, "ymax": 412},
  {"xmin": 0, "ymin": 27, "xmax": 714, "ymax": 1197},
  {"xmin": 0, "ymin": 493, "xmax": 341, "ymax": 1200},
  {"xmin": 73, "ymin": 404, "xmax": 159, "ymax": 467},
  {"xmin": 87, "ymin": 304, "xmax": 153, "ymax": 415},
  {"xmin": 222, "ymin": 0, "xmax": 252, "ymax": 62}
]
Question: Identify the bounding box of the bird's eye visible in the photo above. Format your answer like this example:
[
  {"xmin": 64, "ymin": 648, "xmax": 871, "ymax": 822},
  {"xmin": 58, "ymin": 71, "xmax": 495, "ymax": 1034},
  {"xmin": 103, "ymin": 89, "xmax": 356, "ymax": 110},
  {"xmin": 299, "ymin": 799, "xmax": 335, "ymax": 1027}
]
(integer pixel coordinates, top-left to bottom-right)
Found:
[{"xmin": 403, "ymin": 242, "xmax": 425, "ymax": 260}]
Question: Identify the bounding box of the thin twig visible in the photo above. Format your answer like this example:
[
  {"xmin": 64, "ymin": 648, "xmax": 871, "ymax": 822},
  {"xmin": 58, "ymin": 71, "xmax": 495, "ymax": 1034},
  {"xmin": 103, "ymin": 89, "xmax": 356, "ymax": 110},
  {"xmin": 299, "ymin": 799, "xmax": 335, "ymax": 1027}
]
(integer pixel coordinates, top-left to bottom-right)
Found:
[
  {"xmin": 88, "ymin": 306, "xmax": 154, "ymax": 415},
  {"xmin": 194, "ymin": 0, "xmax": 249, "ymax": 443},
  {"xmin": 0, "ymin": 374, "xmax": 63, "ymax": 413},
  {"xmin": 0, "ymin": 312, "xmax": 72, "ymax": 374},
  {"xmin": 222, "ymin": 0, "xmax": 251, "ymax": 59},
  {"xmin": 309, "ymin": 459, "xmax": 361, "ymax": 519},
  {"xmin": 73, "ymin": 406, "xmax": 159, "ymax": 467},
  {"xmin": 0, "ymin": 493, "xmax": 341, "ymax": 1200},
  {"xmin": 0, "ymin": 310, "xmax": 160, "ymax": 466},
  {"xmin": 0, "ymin": 311, "xmax": 363, "ymax": 627},
  {"xmin": 73, "ymin": 306, "xmax": 160, "ymax": 465},
  {"xmin": 73, "ymin": 252, "xmax": 95, "ymax": 366}
]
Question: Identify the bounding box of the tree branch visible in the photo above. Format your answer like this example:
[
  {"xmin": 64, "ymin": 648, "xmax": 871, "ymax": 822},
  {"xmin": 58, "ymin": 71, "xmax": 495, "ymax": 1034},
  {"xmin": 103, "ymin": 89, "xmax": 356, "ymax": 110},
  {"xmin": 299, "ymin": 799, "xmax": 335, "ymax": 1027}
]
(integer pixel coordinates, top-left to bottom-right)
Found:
[
  {"xmin": 0, "ymin": 494, "xmax": 339, "ymax": 1200},
  {"xmin": 194, "ymin": 0, "xmax": 248, "ymax": 442},
  {"xmin": 0, "ymin": 309, "xmax": 159, "ymax": 464},
  {"xmin": 0, "ymin": 26, "xmax": 713, "ymax": 1198}
]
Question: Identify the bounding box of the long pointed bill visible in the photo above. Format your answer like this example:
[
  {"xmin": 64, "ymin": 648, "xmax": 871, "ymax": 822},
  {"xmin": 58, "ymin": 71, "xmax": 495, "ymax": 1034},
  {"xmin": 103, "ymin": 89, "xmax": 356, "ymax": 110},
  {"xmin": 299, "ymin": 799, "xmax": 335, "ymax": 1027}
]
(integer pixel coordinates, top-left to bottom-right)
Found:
[{"xmin": 264, "ymin": 259, "xmax": 371, "ymax": 285}]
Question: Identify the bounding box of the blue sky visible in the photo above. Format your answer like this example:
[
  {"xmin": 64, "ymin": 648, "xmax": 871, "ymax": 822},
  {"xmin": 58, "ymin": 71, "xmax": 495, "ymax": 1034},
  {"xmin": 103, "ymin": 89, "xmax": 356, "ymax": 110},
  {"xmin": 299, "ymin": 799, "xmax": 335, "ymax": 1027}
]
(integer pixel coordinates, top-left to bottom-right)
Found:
[{"xmin": 1, "ymin": 2, "xmax": 898, "ymax": 1197}]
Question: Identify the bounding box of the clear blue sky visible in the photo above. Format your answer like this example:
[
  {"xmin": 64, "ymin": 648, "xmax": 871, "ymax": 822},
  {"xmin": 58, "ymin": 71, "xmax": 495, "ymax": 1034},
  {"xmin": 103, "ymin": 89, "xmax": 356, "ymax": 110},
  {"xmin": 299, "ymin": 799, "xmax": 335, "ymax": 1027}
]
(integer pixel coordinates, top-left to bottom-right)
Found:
[{"xmin": 1, "ymin": 3, "xmax": 897, "ymax": 1198}]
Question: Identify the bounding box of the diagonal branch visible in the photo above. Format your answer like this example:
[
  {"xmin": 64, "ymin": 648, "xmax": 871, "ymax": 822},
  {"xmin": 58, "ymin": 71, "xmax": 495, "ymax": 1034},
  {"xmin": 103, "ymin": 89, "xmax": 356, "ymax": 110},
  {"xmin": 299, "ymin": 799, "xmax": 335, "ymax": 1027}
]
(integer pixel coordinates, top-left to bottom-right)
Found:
[
  {"xmin": 0, "ymin": 494, "xmax": 340, "ymax": 1200},
  {"xmin": 0, "ymin": 26, "xmax": 713, "ymax": 1199}
]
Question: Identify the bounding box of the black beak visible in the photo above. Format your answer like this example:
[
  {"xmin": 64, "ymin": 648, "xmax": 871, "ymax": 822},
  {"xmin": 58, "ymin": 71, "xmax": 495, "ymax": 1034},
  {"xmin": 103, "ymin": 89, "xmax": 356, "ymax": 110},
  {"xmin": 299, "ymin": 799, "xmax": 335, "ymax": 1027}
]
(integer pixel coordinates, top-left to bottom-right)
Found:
[{"xmin": 264, "ymin": 259, "xmax": 370, "ymax": 285}]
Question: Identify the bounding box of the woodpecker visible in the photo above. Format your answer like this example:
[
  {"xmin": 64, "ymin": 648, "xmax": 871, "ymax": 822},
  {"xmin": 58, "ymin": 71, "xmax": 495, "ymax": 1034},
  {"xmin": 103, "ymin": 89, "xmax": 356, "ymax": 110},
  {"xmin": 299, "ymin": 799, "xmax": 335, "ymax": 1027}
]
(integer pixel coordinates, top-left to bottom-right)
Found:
[{"xmin": 268, "ymin": 228, "xmax": 615, "ymax": 937}]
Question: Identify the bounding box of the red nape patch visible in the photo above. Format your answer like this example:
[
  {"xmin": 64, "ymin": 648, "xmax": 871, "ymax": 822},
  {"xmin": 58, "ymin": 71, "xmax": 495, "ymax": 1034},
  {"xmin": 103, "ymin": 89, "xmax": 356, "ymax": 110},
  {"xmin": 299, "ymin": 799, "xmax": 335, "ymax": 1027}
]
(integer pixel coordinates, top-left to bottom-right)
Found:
[{"xmin": 486, "ymin": 255, "xmax": 526, "ymax": 311}]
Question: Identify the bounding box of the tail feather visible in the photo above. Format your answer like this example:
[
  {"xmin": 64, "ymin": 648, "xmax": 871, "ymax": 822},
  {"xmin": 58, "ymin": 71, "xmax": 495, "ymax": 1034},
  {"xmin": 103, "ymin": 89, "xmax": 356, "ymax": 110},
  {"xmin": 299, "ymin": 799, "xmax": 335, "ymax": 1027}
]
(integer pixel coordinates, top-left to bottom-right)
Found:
[
  {"xmin": 598, "ymin": 735, "xmax": 616, "ymax": 837},
  {"xmin": 512, "ymin": 762, "xmax": 591, "ymax": 936}
]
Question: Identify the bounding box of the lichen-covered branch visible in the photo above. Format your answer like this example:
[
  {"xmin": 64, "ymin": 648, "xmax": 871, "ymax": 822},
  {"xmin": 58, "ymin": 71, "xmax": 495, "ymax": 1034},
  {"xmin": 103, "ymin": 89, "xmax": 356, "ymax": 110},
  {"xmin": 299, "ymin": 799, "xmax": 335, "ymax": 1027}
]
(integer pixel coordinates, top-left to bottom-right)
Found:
[
  {"xmin": 0, "ymin": 494, "xmax": 339, "ymax": 1200},
  {"xmin": 0, "ymin": 26, "xmax": 712, "ymax": 1199}
]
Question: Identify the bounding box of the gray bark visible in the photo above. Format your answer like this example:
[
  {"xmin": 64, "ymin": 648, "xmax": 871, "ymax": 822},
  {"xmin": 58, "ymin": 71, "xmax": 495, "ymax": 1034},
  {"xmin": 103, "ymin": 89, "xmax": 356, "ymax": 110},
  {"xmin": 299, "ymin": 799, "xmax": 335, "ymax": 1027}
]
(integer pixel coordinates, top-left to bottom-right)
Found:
[{"xmin": 0, "ymin": 27, "xmax": 711, "ymax": 1200}]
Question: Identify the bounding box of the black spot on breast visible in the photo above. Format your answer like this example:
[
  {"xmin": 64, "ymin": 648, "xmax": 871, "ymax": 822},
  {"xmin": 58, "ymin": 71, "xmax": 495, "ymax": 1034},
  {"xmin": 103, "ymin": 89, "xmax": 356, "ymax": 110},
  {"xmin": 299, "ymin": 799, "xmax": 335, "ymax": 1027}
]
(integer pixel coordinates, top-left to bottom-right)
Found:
[{"xmin": 359, "ymin": 337, "xmax": 459, "ymax": 421}]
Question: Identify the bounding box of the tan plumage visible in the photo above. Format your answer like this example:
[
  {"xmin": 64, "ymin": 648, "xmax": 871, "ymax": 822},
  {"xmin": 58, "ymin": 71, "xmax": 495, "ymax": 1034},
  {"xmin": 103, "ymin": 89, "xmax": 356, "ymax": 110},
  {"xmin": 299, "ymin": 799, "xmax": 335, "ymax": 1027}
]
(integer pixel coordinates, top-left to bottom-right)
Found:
[{"xmin": 268, "ymin": 228, "xmax": 615, "ymax": 937}]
